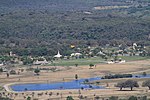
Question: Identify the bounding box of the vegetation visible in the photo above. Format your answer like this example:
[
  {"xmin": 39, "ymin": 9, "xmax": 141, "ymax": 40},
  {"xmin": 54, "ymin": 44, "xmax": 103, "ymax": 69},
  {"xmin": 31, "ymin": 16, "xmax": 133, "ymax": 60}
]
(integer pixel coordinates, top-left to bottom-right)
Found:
[
  {"xmin": 75, "ymin": 74, "xmax": 78, "ymax": 80},
  {"xmin": 66, "ymin": 96, "xmax": 74, "ymax": 100},
  {"xmin": 109, "ymin": 96, "xmax": 118, "ymax": 100},
  {"xmin": 0, "ymin": 97, "xmax": 12, "ymax": 100},
  {"xmin": 128, "ymin": 96, "xmax": 137, "ymax": 100},
  {"xmin": 142, "ymin": 72, "xmax": 147, "ymax": 76},
  {"xmin": 116, "ymin": 80, "xmax": 139, "ymax": 91},
  {"xmin": 142, "ymin": 80, "xmax": 150, "ymax": 90},
  {"xmin": 34, "ymin": 68, "xmax": 40, "ymax": 75},
  {"xmin": 89, "ymin": 64, "xmax": 94, "ymax": 69},
  {"xmin": 9, "ymin": 70, "xmax": 16, "ymax": 74},
  {"xmin": 48, "ymin": 57, "xmax": 104, "ymax": 66},
  {"xmin": 0, "ymin": 68, "xmax": 3, "ymax": 72},
  {"xmin": 0, "ymin": 0, "xmax": 150, "ymax": 57},
  {"xmin": 102, "ymin": 74, "xmax": 133, "ymax": 79}
]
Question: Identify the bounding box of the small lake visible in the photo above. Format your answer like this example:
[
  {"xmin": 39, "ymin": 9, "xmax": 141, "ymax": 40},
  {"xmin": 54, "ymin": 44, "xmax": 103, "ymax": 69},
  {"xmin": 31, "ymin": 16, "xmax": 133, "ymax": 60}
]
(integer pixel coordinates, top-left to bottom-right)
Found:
[
  {"xmin": 11, "ymin": 77, "xmax": 104, "ymax": 92},
  {"xmin": 10, "ymin": 74, "xmax": 150, "ymax": 92}
]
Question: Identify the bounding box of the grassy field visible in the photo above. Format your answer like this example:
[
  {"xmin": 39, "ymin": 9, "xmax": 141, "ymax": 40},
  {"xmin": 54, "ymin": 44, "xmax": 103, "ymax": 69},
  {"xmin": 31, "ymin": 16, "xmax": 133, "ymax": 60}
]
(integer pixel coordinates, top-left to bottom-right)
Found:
[
  {"xmin": 48, "ymin": 56, "xmax": 150, "ymax": 66},
  {"xmin": 118, "ymin": 56, "xmax": 150, "ymax": 61},
  {"xmin": 49, "ymin": 57, "xmax": 105, "ymax": 66}
]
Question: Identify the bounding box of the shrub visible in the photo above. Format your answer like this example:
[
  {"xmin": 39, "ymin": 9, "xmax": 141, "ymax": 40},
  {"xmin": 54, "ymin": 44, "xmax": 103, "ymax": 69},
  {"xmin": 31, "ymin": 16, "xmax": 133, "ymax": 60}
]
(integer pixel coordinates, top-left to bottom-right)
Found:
[
  {"xmin": 109, "ymin": 96, "xmax": 118, "ymax": 100},
  {"xmin": 142, "ymin": 72, "xmax": 147, "ymax": 77},
  {"xmin": 128, "ymin": 96, "xmax": 137, "ymax": 100},
  {"xmin": 34, "ymin": 68, "xmax": 40, "ymax": 75},
  {"xmin": 9, "ymin": 70, "xmax": 16, "ymax": 74},
  {"xmin": 66, "ymin": 96, "xmax": 74, "ymax": 100},
  {"xmin": 142, "ymin": 80, "xmax": 150, "ymax": 90},
  {"xmin": 116, "ymin": 80, "xmax": 139, "ymax": 91},
  {"xmin": 0, "ymin": 68, "xmax": 3, "ymax": 72},
  {"xmin": 102, "ymin": 74, "xmax": 133, "ymax": 79}
]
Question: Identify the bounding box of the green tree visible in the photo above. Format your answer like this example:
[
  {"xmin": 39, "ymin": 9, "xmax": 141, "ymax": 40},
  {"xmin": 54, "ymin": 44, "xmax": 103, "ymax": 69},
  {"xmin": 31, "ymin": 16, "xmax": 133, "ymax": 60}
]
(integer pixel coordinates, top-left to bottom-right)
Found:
[
  {"xmin": 27, "ymin": 96, "xmax": 31, "ymax": 100},
  {"xmin": 75, "ymin": 64, "xmax": 78, "ymax": 67},
  {"xmin": 22, "ymin": 57, "xmax": 33, "ymax": 65},
  {"xmin": 142, "ymin": 80, "xmax": 150, "ymax": 90},
  {"xmin": 66, "ymin": 96, "xmax": 74, "ymax": 100},
  {"xmin": 109, "ymin": 96, "xmax": 118, "ymax": 100},
  {"xmin": 75, "ymin": 74, "xmax": 78, "ymax": 80},
  {"xmin": 89, "ymin": 64, "xmax": 94, "ymax": 69},
  {"xmin": 116, "ymin": 80, "xmax": 139, "ymax": 91},
  {"xmin": 0, "ymin": 68, "xmax": 3, "ymax": 72},
  {"xmin": 128, "ymin": 96, "xmax": 137, "ymax": 100},
  {"xmin": 34, "ymin": 68, "xmax": 40, "ymax": 75},
  {"xmin": 142, "ymin": 72, "xmax": 147, "ymax": 77}
]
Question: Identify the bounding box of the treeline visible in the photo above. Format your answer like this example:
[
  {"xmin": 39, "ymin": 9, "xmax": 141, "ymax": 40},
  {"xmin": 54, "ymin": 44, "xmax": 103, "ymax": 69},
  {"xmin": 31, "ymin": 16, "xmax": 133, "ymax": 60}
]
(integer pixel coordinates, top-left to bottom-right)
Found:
[{"xmin": 101, "ymin": 74, "xmax": 133, "ymax": 79}]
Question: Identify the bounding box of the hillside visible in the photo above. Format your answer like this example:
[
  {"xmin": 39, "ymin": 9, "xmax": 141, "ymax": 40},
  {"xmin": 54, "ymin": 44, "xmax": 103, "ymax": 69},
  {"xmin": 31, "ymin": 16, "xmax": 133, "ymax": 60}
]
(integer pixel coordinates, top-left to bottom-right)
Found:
[{"xmin": 0, "ymin": 0, "xmax": 150, "ymax": 56}]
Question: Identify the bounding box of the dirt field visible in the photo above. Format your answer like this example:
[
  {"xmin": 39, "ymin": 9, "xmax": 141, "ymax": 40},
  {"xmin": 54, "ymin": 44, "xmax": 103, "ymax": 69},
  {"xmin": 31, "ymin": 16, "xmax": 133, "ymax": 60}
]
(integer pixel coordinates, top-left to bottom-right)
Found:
[{"xmin": 0, "ymin": 59, "xmax": 150, "ymax": 100}]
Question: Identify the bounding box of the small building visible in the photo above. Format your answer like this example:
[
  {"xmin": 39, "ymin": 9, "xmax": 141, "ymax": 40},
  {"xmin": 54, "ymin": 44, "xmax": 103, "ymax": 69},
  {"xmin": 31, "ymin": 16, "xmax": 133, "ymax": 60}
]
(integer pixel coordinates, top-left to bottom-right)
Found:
[
  {"xmin": 54, "ymin": 51, "xmax": 62, "ymax": 58},
  {"xmin": 33, "ymin": 58, "xmax": 49, "ymax": 65},
  {"xmin": 70, "ymin": 53, "xmax": 82, "ymax": 57},
  {"xmin": 0, "ymin": 62, "xmax": 4, "ymax": 67}
]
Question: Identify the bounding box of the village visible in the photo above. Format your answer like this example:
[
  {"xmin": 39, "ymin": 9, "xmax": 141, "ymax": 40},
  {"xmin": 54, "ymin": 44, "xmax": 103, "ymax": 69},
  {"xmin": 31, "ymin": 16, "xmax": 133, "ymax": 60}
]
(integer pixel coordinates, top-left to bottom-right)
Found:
[{"xmin": 0, "ymin": 42, "xmax": 149, "ymax": 100}]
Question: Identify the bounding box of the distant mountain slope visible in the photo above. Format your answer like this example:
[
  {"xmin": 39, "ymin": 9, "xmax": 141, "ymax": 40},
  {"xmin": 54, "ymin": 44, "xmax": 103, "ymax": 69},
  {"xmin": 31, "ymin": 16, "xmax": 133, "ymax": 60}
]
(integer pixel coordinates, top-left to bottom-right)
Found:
[
  {"xmin": 0, "ymin": 0, "xmax": 150, "ymax": 56},
  {"xmin": 0, "ymin": 0, "xmax": 128, "ymax": 12}
]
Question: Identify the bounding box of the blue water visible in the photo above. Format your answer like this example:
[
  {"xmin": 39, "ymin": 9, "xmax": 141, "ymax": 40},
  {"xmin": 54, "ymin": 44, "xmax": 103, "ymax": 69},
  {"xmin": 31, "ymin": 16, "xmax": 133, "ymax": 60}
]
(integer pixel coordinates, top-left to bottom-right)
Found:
[
  {"xmin": 11, "ymin": 75, "xmax": 150, "ymax": 92},
  {"xmin": 133, "ymin": 74, "xmax": 150, "ymax": 78},
  {"xmin": 11, "ymin": 77, "xmax": 104, "ymax": 92}
]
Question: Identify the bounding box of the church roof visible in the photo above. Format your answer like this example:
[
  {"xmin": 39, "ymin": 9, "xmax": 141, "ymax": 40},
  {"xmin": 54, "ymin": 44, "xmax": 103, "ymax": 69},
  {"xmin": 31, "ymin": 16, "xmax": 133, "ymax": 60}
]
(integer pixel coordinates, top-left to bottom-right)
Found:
[{"xmin": 54, "ymin": 51, "xmax": 62, "ymax": 58}]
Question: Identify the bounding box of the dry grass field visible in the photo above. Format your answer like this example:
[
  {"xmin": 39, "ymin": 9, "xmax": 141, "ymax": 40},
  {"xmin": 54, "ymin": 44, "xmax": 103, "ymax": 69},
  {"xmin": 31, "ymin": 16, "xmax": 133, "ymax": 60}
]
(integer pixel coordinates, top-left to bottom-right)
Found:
[{"xmin": 0, "ymin": 59, "xmax": 150, "ymax": 99}]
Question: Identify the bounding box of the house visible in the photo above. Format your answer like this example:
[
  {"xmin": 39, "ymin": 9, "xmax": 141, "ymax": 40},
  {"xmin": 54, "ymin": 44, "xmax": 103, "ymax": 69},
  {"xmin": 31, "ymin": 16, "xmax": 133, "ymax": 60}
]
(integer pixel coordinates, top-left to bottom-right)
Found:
[
  {"xmin": 33, "ymin": 58, "xmax": 49, "ymax": 65},
  {"xmin": 70, "ymin": 53, "xmax": 82, "ymax": 57},
  {"xmin": 0, "ymin": 62, "xmax": 4, "ymax": 66}
]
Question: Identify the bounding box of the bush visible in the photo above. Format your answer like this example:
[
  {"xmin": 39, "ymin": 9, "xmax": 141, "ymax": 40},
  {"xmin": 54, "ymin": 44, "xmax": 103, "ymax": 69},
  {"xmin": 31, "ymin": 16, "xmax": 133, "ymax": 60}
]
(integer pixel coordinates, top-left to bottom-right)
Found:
[
  {"xmin": 116, "ymin": 80, "xmax": 139, "ymax": 91},
  {"xmin": 109, "ymin": 96, "xmax": 118, "ymax": 100},
  {"xmin": 9, "ymin": 70, "xmax": 16, "ymax": 74},
  {"xmin": 0, "ymin": 97, "xmax": 12, "ymax": 100},
  {"xmin": 142, "ymin": 72, "xmax": 147, "ymax": 77},
  {"xmin": 102, "ymin": 74, "xmax": 133, "ymax": 79},
  {"xmin": 128, "ymin": 96, "xmax": 137, "ymax": 100},
  {"xmin": 66, "ymin": 96, "xmax": 74, "ymax": 100},
  {"xmin": 27, "ymin": 96, "xmax": 31, "ymax": 100},
  {"xmin": 34, "ymin": 68, "xmax": 40, "ymax": 75},
  {"xmin": 0, "ymin": 68, "xmax": 3, "ymax": 72},
  {"xmin": 142, "ymin": 80, "xmax": 150, "ymax": 90}
]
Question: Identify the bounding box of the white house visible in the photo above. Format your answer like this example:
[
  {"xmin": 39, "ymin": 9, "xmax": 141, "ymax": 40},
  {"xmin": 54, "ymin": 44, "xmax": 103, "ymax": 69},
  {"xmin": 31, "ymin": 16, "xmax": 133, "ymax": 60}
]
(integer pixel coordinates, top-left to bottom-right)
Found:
[
  {"xmin": 70, "ymin": 53, "xmax": 82, "ymax": 57},
  {"xmin": 33, "ymin": 60, "xmax": 48, "ymax": 65},
  {"xmin": 0, "ymin": 63, "xmax": 4, "ymax": 66}
]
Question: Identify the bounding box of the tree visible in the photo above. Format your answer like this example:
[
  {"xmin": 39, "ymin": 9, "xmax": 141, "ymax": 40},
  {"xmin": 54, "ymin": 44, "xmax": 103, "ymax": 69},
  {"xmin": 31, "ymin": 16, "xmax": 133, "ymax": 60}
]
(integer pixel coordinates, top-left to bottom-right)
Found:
[
  {"xmin": 22, "ymin": 57, "xmax": 33, "ymax": 65},
  {"xmin": 115, "ymin": 81, "xmax": 125, "ymax": 90},
  {"xmin": 75, "ymin": 64, "xmax": 78, "ymax": 67},
  {"xmin": 116, "ymin": 80, "xmax": 139, "ymax": 91},
  {"xmin": 66, "ymin": 96, "xmax": 74, "ymax": 100},
  {"xmin": 75, "ymin": 74, "xmax": 78, "ymax": 80},
  {"xmin": 142, "ymin": 72, "xmax": 147, "ymax": 77},
  {"xmin": 34, "ymin": 68, "xmax": 40, "ymax": 75},
  {"xmin": 9, "ymin": 70, "xmax": 16, "ymax": 75},
  {"xmin": 109, "ymin": 96, "xmax": 118, "ymax": 100},
  {"xmin": 0, "ymin": 68, "xmax": 3, "ymax": 72},
  {"xmin": 128, "ymin": 96, "xmax": 137, "ymax": 100},
  {"xmin": 89, "ymin": 64, "xmax": 94, "ymax": 69},
  {"xmin": 27, "ymin": 96, "xmax": 31, "ymax": 100},
  {"xmin": 142, "ymin": 80, "xmax": 150, "ymax": 90},
  {"xmin": 7, "ymin": 73, "xmax": 9, "ymax": 78}
]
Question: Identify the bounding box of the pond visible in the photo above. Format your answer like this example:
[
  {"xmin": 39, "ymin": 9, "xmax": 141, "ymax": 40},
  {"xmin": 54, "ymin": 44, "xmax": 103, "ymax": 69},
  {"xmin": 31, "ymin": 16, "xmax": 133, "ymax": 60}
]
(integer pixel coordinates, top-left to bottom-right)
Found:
[
  {"xmin": 10, "ymin": 74, "xmax": 150, "ymax": 92},
  {"xmin": 10, "ymin": 77, "xmax": 104, "ymax": 92}
]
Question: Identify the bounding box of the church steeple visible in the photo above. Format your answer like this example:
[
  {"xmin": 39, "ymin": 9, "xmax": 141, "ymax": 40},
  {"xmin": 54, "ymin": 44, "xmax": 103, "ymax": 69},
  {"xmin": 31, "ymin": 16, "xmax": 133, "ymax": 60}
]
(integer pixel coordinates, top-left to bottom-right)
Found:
[{"xmin": 54, "ymin": 50, "xmax": 62, "ymax": 58}]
